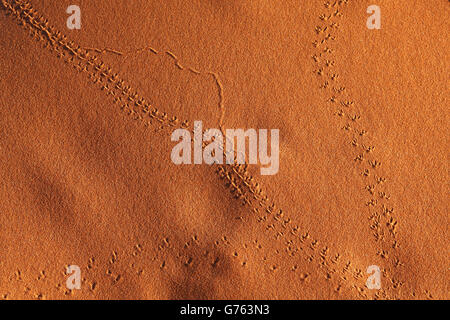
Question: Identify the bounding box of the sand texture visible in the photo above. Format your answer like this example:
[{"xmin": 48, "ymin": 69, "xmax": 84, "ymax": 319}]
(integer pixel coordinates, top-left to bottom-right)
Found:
[{"xmin": 0, "ymin": 0, "xmax": 448, "ymax": 300}]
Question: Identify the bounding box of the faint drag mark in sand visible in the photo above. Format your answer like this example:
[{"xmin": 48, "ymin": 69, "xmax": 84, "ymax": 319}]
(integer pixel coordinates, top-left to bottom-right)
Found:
[{"xmin": 83, "ymin": 45, "xmax": 226, "ymax": 132}]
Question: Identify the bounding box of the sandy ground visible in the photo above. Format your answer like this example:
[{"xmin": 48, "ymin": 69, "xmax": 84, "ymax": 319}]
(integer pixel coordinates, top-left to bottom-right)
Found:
[{"xmin": 0, "ymin": 0, "xmax": 448, "ymax": 299}]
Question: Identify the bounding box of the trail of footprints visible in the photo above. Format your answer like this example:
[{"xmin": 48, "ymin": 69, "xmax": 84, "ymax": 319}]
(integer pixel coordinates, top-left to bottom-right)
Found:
[
  {"xmin": 311, "ymin": 0, "xmax": 430, "ymax": 299},
  {"xmin": 83, "ymin": 46, "xmax": 227, "ymax": 131},
  {"xmin": 0, "ymin": 0, "xmax": 429, "ymax": 299}
]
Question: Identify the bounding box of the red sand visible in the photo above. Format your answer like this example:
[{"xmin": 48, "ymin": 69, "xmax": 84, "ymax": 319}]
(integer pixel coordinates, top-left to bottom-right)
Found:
[{"xmin": 0, "ymin": 0, "xmax": 448, "ymax": 299}]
